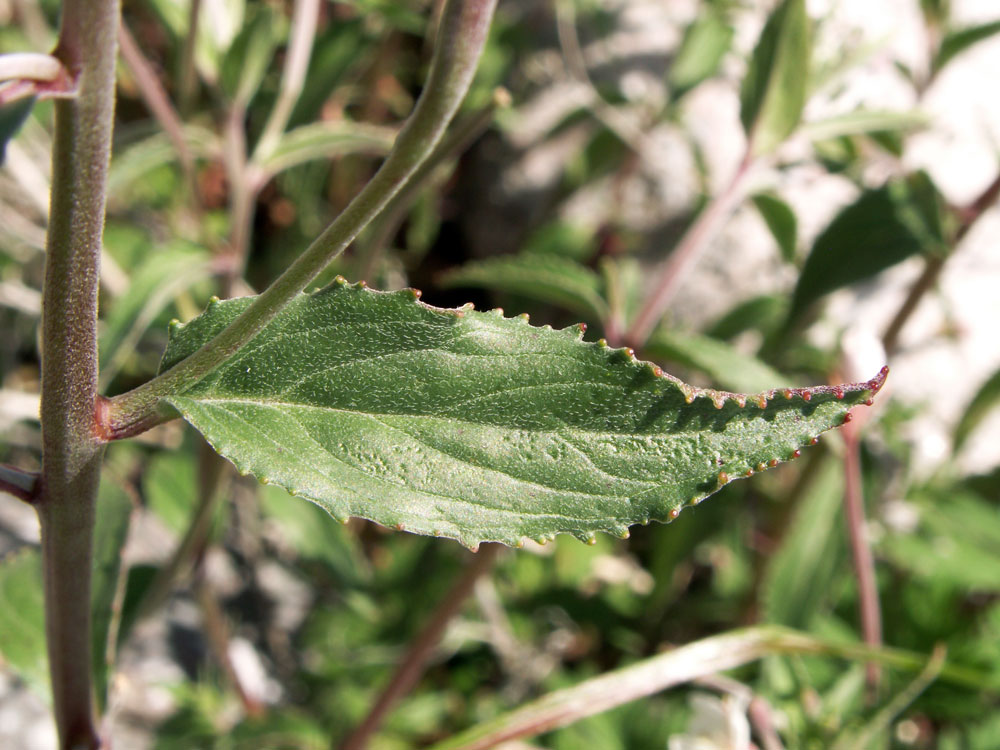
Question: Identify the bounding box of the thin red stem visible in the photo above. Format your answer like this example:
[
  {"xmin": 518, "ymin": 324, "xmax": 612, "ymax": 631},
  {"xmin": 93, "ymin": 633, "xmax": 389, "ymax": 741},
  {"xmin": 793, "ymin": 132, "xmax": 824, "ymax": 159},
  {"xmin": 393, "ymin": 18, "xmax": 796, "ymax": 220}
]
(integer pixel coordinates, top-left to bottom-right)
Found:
[
  {"xmin": 340, "ymin": 544, "xmax": 503, "ymax": 750},
  {"xmin": 626, "ymin": 152, "xmax": 754, "ymax": 349}
]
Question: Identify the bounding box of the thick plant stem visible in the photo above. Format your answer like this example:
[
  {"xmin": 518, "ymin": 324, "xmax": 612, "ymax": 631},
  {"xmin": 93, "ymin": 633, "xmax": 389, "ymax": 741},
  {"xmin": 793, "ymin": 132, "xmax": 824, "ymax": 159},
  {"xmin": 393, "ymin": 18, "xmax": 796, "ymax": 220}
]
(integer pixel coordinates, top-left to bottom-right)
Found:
[
  {"xmin": 105, "ymin": 0, "xmax": 499, "ymax": 439},
  {"xmin": 37, "ymin": 481, "xmax": 102, "ymax": 750},
  {"xmin": 39, "ymin": 0, "xmax": 120, "ymax": 745}
]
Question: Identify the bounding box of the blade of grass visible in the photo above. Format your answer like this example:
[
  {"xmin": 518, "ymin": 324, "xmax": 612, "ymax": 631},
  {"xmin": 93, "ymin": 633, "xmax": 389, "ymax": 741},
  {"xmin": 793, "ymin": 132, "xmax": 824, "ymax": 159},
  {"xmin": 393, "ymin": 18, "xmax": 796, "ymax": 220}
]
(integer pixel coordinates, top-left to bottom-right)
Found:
[{"xmin": 429, "ymin": 627, "xmax": 990, "ymax": 750}]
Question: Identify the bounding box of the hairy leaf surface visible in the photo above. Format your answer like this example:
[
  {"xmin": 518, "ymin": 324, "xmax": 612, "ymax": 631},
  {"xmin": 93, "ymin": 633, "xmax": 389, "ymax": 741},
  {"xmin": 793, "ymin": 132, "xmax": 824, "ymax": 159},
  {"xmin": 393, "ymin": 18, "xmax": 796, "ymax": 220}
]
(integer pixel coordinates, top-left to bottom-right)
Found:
[{"xmin": 159, "ymin": 281, "xmax": 885, "ymax": 547}]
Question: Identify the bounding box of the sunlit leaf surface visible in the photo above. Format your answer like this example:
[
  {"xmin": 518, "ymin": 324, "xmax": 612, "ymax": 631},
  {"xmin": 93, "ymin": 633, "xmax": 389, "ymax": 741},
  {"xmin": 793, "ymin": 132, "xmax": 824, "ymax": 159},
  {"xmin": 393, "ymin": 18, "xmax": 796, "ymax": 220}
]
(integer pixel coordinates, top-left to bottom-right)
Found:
[{"xmin": 159, "ymin": 281, "xmax": 885, "ymax": 548}]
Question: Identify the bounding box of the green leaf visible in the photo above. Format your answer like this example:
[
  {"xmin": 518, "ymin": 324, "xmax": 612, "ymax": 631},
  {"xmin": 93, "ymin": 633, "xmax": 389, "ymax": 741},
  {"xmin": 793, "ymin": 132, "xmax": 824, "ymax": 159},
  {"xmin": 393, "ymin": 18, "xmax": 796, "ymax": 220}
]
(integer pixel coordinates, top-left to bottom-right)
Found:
[
  {"xmin": 0, "ymin": 548, "xmax": 47, "ymax": 695},
  {"xmin": 99, "ymin": 243, "xmax": 214, "ymax": 386},
  {"xmin": 801, "ymin": 109, "xmax": 929, "ymax": 142},
  {"xmin": 220, "ymin": 5, "xmax": 280, "ymax": 106},
  {"xmin": 881, "ymin": 490, "xmax": 1000, "ymax": 592},
  {"xmin": 142, "ymin": 451, "xmax": 198, "ymax": 535},
  {"xmin": 954, "ymin": 366, "xmax": 1000, "ymax": 453},
  {"xmin": 0, "ymin": 477, "xmax": 132, "ymax": 703},
  {"xmin": 256, "ymin": 121, "xmax": 396, "ymax": 176},
  {"xmin": 645, "ymin": 327, "xmax": 789, "ymax": 394},
  {"xmin": 935, "ymin": 20, "xmax": 1000, "ymax": 75},
  {"xmin": 751, "ymin": 192, "xmax": 797, "ymax": 263},
  {"xmin": 155, "ymin": 282, "xmax": 884, "ymax": 548},
  {"xmin": 438, "ymin": 254, "xmax": 609, "ymax": 322},
  {"xmin": 708, "ymin": 294, "xmax": 787, "ymax": 340},
  {"xmin": 0, "ymin": 96, "xmax": 35, "ymax": 165},
  {"xmin": 91, "ymin": 479, "xmax": 133, "ymax": 710},
  {"xmin": 761, "ymin": 457, "xmax": 844, "ymax": 628},
  {"xmin": 790, "ymin": 172, "xmax": 947, "ymax": 319},
  {"xmin": 739, "ymin": 0, "xmax": 811, "ymax": 156},
  {"xmin": 668, "ymin": 12, "xmax": 734, "ymax": 100},
  {"xmin": 287, "ymin": 20, "xmax": 372, "ymax": 130},
  {"xmin": 107, "ymin": 126, "xmax": 219, "ymax": 199},
  {"xmin": 259, "ymin": 484, "xmax": 372, "ymax": 585}
]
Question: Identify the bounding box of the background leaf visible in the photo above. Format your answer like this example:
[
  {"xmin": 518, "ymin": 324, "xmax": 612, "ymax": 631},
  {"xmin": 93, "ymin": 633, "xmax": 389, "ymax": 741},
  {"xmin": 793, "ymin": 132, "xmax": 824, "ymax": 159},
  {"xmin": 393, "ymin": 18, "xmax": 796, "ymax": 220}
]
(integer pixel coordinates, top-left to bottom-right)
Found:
[
  {"xmin": 439, "ymin": 254, "xmax": 609, "ymax": 323},
  {"xmin": 0, "ymin": 97, "xmax": 35, "ymax": 165},
  {"xmin": 761, "ymin": 457, "xmax": 844, "ymax": 628},
  {"xmin": 801, "ymin": 109, "xmax": 929, "ymax": 142},
  {"xmin": 645, "ymin": 327, "xmax": 789, "ymax": 394},
  {"xmin": 90, "ymin": 479, "xmax": 133, "ymax": 710},
  {"xmin": 790, "ymin": 172, "xmax": 947, "ymax": 319},
  {"xmin": 0, "ymin": 477, "xmax": 133, "ymax": 703},
  {"xmin": 257, "ymin": 121, "xmax": 396, "ymax": 176},
  {"xmin": 935, "ymin": 20, "xmax": 1000, "ymax": 74},
  {"xmin": 0, "ymin": 547, "xmax": 47, "ymax": 695},
  {"xmin": 751, "ymin": 192, "xmax": 798, "ymax": 263},
  {"xmin": 157, "ymin": 283, "xmax": 883, "ymax": 548},
  {"xmin": 739, "ymin": 0, "xmax": 811, "ymax": 156},
  {"xmin": 668, "ymin": 12, "xmax": 734, "ymax": 100},
  {"xmin": 953, "ymin": 364, "xmax": 1000, "ymax": 453}
]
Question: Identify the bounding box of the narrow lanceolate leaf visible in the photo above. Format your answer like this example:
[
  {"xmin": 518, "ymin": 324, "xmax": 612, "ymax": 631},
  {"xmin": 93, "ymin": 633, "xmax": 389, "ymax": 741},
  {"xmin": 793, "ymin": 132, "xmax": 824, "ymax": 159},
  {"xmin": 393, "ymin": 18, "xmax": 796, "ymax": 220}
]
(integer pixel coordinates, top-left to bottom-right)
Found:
[
  {"xmin": 739, "ymin": 0, "xmax": 811, "ymax": 156},
  {"xmin": 158, "ymin": 281, "xmax": 886, "ymax": 548}
]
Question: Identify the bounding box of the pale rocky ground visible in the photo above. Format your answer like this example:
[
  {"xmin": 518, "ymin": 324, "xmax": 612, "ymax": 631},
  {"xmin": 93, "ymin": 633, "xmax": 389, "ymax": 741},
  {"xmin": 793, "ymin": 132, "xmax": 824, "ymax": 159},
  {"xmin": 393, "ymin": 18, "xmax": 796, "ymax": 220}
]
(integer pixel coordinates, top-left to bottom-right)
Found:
[{"xmin": 3, "ymin": 0, "xmax": 1000, "ymax": 747}]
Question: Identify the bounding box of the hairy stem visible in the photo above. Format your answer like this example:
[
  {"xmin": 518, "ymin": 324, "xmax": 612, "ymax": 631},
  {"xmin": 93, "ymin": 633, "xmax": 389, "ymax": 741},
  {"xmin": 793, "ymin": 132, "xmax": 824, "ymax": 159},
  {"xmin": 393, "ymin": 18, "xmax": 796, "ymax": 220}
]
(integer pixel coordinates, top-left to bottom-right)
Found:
[
  {"xmin": 39, "ymin": 0, "xmax": 120, "ymax": 745},
  {"xmin": 105, "ymin": 0, "xmax": 499, "ymax": 439},
  {"xmin": 340, "ymin": 544, "xmax": 503, "ymax": 750}
]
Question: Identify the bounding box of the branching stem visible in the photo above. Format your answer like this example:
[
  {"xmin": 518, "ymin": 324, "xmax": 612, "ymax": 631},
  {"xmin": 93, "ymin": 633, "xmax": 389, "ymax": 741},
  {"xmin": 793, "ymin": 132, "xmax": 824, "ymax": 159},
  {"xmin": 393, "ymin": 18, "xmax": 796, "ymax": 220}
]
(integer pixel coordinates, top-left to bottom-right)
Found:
[{"xmin": 38, "ymin": 0, "xmax": 120, "ymax": 745}]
